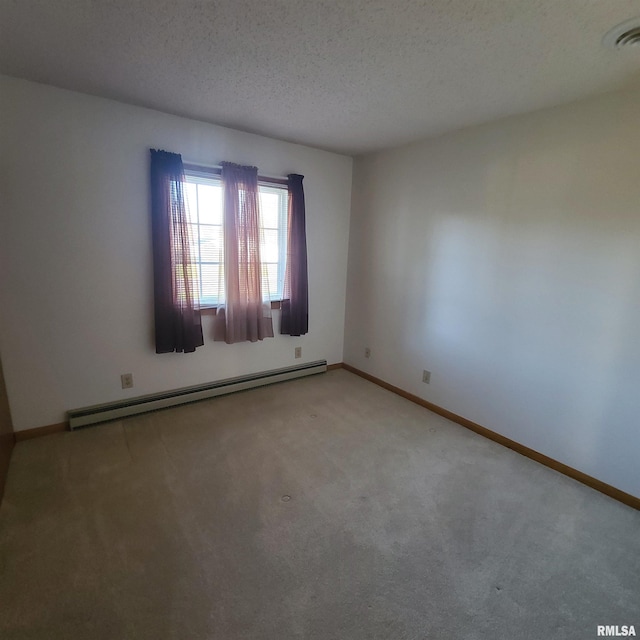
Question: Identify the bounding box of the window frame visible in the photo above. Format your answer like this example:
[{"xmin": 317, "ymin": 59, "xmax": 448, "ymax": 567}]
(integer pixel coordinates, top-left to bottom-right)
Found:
[{"xmin": 182, "ymin": 164, "xmax": 289, "ymax": 310}]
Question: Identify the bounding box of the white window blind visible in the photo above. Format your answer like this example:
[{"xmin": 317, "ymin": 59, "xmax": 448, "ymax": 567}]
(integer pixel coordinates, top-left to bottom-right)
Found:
[{"xmin": 184, "ymin": 172, "xmax": 288, "ymax": 307}]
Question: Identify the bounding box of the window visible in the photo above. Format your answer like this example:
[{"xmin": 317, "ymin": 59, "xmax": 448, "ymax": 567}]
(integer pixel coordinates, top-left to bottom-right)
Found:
[{"xmin": 183, "ymin": 171, "xmax": 288, "ymax": 307}]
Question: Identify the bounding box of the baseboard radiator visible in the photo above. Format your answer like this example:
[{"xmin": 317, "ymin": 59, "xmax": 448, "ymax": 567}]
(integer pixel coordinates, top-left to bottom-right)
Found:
[{"xmin": 68, "ymin": 360, "xmax": 327, "ymax": 430}]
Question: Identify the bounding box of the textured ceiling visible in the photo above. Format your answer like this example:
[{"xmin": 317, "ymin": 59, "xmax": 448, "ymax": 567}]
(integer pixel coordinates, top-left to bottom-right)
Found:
[{"xmin": 1, "ymin": 0, "xmax": 640, "ymax": 155}]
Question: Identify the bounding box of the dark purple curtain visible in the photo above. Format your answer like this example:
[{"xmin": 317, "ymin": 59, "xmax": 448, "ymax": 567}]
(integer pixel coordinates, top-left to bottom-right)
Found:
[
  {"xmin": 150, "ymin": 149, "xmax": 204, "ymax": 353},
  {"xmin": 280, "ymin": 174, "xmax": 308, "ymax": 336}
]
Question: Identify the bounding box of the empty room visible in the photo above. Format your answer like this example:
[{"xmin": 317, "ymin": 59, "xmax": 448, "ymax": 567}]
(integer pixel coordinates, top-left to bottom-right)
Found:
[{"xmin": 1, "ymin": 1, "xmax": 639, "ymax": 639}]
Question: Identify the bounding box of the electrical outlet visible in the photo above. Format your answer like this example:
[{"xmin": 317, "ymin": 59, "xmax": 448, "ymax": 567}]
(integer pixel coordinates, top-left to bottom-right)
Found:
[
  {"xmin": 422, "ymin": 370, "xmax": 431, "ymax": 384},
  {"xmin": 295, "ymin": 346, "xmax": 302, "ymax": 359},
  {"xmin": 121, "ymin": 373, "xmax": 134, "ymax": 389},
  {"xmin": 365, "ymin": 347, "xmax": 371, "ymax": 358}
]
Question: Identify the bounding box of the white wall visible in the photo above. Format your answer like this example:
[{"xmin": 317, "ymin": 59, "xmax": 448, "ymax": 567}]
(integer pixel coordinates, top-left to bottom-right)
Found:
[
  {"xmin": 0, "ymin": 75, "xmax": 352, "ymax": 432},
  {"xmin": 345, "ymin": 86, "xmax": 640, "ymax": 498}
]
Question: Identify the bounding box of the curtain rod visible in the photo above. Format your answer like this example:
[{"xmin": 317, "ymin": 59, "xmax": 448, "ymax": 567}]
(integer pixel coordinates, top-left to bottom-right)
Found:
[{"xmin": 183, "ymin": 162, "xmax": 289, "ymax": 187}]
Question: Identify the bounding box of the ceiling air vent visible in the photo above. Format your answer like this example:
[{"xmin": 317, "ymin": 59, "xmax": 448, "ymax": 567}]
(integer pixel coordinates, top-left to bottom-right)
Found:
[{"xmin": 603, "ymin": 17, "xmax": 640, "ymax": 49}]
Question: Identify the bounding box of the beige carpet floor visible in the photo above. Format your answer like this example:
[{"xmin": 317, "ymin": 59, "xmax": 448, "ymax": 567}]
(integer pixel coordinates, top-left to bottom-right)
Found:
[{"xmin": 0, "ymin": 369, "xmax": 638, "ymax": 639}]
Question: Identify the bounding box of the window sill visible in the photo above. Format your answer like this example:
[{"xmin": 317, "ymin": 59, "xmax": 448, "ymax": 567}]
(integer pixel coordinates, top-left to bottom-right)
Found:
[{"xmin": 201, "ymin": 301, "xmax": 282, "ymax": 315}]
